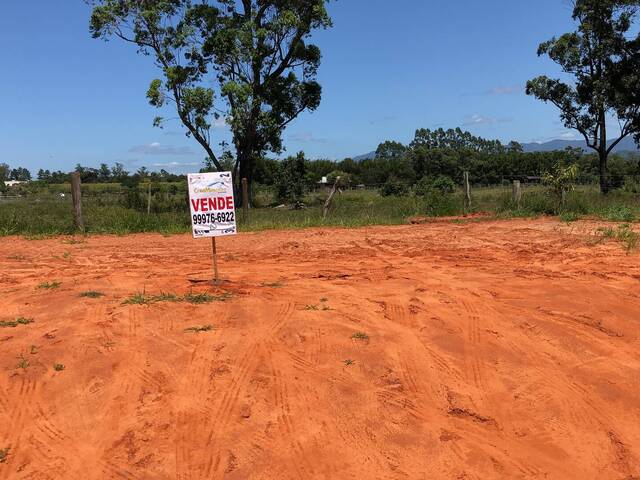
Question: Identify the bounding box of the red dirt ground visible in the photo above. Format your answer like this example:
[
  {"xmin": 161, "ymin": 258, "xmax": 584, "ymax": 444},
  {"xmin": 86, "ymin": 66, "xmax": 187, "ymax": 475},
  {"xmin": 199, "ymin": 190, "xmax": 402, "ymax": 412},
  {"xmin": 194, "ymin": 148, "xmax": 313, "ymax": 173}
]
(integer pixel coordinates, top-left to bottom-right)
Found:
[{"xmin": 1, "ymin": 218, "xmax": 639, "ymax": 479}]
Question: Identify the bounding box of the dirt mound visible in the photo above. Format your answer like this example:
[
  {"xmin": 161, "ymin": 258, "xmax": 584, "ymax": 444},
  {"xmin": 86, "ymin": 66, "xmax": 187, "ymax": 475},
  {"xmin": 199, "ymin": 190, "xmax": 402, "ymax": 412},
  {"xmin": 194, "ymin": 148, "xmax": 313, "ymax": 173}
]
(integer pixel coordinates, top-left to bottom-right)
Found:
[{"xmin": 1, "ymin": 218, "xmax": 639, "ymax": 479}]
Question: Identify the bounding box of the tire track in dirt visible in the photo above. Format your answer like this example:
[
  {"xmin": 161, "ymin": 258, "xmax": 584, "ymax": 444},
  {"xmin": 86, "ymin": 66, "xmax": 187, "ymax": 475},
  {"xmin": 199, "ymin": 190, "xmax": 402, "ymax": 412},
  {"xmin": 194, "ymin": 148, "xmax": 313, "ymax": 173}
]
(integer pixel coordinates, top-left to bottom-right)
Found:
[{"xmin": 460, "ymin": 297, "xmax": 487, "ymax": 394}]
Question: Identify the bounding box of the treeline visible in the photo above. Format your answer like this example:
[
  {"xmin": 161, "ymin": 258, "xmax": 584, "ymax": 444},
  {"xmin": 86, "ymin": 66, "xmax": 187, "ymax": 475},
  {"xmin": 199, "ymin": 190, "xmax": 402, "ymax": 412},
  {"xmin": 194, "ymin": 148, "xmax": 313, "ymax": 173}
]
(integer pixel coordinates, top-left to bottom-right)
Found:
[
  {"xmin": 0, "ymin": 163, "xmax": 31, "ymax": 182},
  {"xmin": 6, "ymin": 128, "xmax": 640, "ymax": 194},
  {"xmin": 251, "ymin": 128, "xmax": 640, "ymax": 190},
  {"xmin": 37, "ymin": 163, "xmax": 185, "ymax": 185}
]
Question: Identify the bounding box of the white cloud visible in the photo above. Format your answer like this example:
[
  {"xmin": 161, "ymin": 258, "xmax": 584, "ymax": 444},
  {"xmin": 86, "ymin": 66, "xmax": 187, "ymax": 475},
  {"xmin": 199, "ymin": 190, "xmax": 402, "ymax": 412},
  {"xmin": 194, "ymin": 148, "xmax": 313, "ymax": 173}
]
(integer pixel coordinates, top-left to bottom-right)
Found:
[
  {"xmin": 288, "ymin": 132, "xmax": 328, "ymax": 143},
  {"xmin": 463, "ymin": 114, "xmax": 513, "ymax": 126},
  {"xmin": 129, "ymin": 143, "xmax": 196, "ymax": 155},
  {"xmin": 152, "ymin": 161, "xmax": 200, "ymax": 168},
  {"xmin": 485, "ymin": 85, "xmax": 521, "ymax": 95}
]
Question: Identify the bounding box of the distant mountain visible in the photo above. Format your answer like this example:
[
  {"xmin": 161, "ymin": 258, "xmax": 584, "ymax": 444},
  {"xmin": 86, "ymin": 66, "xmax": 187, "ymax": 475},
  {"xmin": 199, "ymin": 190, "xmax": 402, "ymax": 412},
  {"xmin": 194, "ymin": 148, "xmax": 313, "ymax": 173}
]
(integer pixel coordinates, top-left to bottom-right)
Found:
[
  {"xmin": 352, "ymin": 151, "xmax": 376, "ymax": 161},
  {"xmin": 522, "ymin": 136, "xmax": 639, "ymax": 153}
]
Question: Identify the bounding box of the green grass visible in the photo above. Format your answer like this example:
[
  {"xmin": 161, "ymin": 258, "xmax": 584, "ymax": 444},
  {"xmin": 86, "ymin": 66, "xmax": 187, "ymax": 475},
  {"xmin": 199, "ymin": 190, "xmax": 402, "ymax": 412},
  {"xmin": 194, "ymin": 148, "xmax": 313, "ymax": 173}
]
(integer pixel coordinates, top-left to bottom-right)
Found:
[
  {"xmin": 123, "ymin": 291, "xmax": 231, "ymax": 305},
  {"xmin": 3, "ymin": 183, "xmax": 640, "ymax": 237},
  {"xmin": 261, "ymin": 281, "xmax": 284, "ymax": 288},
  {"xmin": 0, "ymin": 317, "xmax": 34, "ymax": 328},
  {"xmin": 79, "ymin": 290, "xmax": 105, "ymax": 298},
  {"xmin": 0, "ymin": 447, "xmax": 9, "ymax": 463},
  {"xmin": 596, "ymin": 224, "xmax": 639, "ymax": 252},
  {"xmin": 184, "ymin": 324, "xmax": 215, "ymax": 333},
  {"xmin": 351, "ymin": 331, "xmax": 369, "ymax": 341},
  {"xmin": 37, "ymin": 281, "xmax": 60, "ymax": 290}
]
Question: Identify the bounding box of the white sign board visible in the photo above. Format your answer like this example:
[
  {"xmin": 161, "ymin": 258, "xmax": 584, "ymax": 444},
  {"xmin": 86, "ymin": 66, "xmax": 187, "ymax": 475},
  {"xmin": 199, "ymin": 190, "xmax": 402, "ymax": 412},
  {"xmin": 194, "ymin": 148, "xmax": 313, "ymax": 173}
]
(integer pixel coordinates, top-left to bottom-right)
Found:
[{"xmin": 187, "ymin": 172, "xmax": 237, "ymax": 238}]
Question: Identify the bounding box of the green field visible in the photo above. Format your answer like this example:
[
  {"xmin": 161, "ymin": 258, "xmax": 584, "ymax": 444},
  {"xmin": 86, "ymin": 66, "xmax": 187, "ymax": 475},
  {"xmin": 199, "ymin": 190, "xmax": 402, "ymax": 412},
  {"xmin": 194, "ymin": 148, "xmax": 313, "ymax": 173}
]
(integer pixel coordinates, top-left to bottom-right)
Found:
[{"xmin": 1, "ymin": 182, "xmax": 640, "ymax": 237}]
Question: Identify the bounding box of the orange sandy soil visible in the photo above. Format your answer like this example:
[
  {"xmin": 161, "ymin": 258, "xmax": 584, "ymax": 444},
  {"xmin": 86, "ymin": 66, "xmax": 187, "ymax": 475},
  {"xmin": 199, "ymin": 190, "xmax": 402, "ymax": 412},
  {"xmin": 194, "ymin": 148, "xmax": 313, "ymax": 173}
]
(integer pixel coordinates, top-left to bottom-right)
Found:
[{"xmin": 1, "ymin": 218, "xmax": 640, "ymax": 479}]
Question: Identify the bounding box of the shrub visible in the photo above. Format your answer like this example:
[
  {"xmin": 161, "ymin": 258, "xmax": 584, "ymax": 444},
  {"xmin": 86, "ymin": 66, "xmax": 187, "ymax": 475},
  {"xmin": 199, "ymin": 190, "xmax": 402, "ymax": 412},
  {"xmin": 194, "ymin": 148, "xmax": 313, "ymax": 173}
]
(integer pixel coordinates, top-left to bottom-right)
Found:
[
  {"xmin": 379, "ymin": 179, "xmax": 409, "ymax": 197},
  {"xmin": 274, "ymin": 152, "xmax": 307, "ymax": 205},
  {"xmin": 542, "ymin": 163, "xmax": 579, "ymax": 205},
  {"xmin": 600, "ymin": 205, "xmax": 634, "ymax": 222},
  {"xmin": 415, "ymin": 175, "xmax": 456, "ymax": 196}
]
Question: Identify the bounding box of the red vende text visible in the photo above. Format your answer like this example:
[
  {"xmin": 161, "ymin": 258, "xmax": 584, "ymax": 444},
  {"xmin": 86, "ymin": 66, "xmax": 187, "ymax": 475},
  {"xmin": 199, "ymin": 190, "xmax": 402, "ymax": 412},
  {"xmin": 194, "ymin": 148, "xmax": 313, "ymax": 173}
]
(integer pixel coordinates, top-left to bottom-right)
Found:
[{"xmin": 191, "ymin": 196, "xmax": 234, "ymax": 212}]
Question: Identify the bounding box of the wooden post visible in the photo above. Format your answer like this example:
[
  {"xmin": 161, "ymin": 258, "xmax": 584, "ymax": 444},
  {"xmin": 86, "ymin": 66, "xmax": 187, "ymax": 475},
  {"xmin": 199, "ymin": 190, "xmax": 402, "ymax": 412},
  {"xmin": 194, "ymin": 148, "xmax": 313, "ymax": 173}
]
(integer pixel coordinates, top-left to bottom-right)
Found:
[
  {"xmin": 512, "ymin": 180, "xmax": 522, "ymax": 207},
  {"xmin": 70, "ymin": 172, "xmax": 84, "ymax": 232},
  {"xmin": 211, "ymin": 237, "xmax": 219, "ymax": 285},
  {"xmin": 463, "ymin": 171, "xmax": 471, "ymax": 216},
  {"xmin": 323, "ymin": 176, "xmax": 341, "ymax": 219},
  {"xmin": 241, "ymin": 177, "xmax": 249, "ymax": 221},
  {"xmin": 146, "ymin": 182, "xmax": 152, "ymax": 215}
]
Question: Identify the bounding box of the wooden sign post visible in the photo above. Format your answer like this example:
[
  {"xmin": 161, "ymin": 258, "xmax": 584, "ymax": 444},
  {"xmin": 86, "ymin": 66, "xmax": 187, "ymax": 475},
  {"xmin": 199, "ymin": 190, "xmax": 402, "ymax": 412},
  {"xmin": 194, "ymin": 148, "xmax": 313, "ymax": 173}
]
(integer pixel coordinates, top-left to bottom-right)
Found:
[
  {"xmin": 187, "ymin": 172, "xmax": 237, "ymax": 285},
  {"xmin": 211, "ymin": 237, "xmax": 220, "ymax": 284}
]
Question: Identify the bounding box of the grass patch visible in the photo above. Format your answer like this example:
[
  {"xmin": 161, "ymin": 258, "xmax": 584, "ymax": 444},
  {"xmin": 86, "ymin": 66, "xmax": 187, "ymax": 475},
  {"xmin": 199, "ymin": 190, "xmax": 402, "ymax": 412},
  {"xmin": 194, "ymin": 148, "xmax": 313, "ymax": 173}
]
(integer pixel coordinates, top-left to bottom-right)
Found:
[
  {"xmin": 53, "ymin": 363, "xmax": 65, "ymax": 372},
  {"xmin": 30, "ymin": 345, "xmax": 38, "ymax": 354},
  {"xmin": 122, "ymin": 292, "xmax": 154, "ymax": 305},
  {"xmin": 343, "ymin": 359, "xmax": 355, "ymax": 366},
  {"xmin": 0, "ymin": 447, "xmax": 9, "ymax": 463},
  {"xmin": 3, "ymin": 183, "xmax": 640, "ymax": 237},
  {"xmin": 183, "ymin": 292, "xmax": 231, "ymax": 304},
  {"xmin": 304, "ymin": 304, "xmax": 319, "ymax": 311},
  {"xmin": 79, "ymin": 290, "xmax": 105, "ymax": 298},
  {"xmin": 37, "ymin": 281, "xmax": 60, "ymax": 290},
  {"xmin": 351, "ymin": 331, "xmax": 369, "ymax": 341},
  {"xmin": 184, "ymin": 324, "xmax": 215, "ymax": 333},
  {"xmin": 596, "ymin": 224, "xmax": 639, "ymax": 252},
  {"xmin": 559, "ymin": 211, "xmax": 582, "ymax": 223},
  {"xmin": 16, "ymin": 355, "xmax": 29, "ymax": 369},
  {"xmin": 602, "ymin": 205, "xmax": 635, "ymax": 222},
  {"xmin": 261, "ymin": 281, "xmax": 284, "ymax": 288},
  {"xmin": 0, "ymin": 317, "xmax": 34, "ymax": 328},
  {"xmin": 123, "ymin": 291, "xmax": 232, "ymax": 305}
]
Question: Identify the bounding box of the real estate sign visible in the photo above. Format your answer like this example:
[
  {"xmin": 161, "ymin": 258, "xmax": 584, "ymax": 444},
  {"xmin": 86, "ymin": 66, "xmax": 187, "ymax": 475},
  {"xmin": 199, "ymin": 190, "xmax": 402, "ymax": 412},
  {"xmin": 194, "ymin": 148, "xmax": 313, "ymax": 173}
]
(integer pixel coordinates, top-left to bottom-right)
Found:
[{"xmin": 187, "ymin": 172, "xmax": 237, "ymax": 238}]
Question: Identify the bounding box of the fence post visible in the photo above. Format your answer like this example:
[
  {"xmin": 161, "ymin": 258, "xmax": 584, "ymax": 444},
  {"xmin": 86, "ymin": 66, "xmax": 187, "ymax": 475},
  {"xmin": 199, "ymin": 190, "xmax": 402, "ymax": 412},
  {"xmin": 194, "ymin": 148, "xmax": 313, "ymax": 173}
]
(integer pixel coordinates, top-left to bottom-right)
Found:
[
  {"xmin": 70, "ymin": 172, "xmax": 84, "ymax": 232},
  {"xmin": 323, "ymin": 176, "xmax": 341, "ymax": 219},
  {"xmin": 512, "ymin": 180, "xmax": 522, "ymax": 207},
  {"xmin": 146, "ymin": 182, "xmax": 152, "ymax": 215},
  {"xmin": 463, "ymin": 171, "xmax": 471, "ymax": 216},
  {"xmin": 241, "ymin": 177, "xmax": 249, "ymax": 221}
]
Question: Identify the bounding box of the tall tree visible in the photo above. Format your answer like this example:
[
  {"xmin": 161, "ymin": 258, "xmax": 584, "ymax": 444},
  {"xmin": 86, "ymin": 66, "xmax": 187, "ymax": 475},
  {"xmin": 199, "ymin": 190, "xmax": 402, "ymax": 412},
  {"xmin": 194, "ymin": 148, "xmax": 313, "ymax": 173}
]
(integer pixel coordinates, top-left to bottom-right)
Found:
[
  {"xmin": 526, "ymin": 0, "xmax": 640, "ymax": 193},
  {"xmin": 189, "ymin": 1, "xmax": 331, "ymax": 199},
  {"xmin": 90, "ymin": 1, "xmax": 223, "ymax": 171},
  {"xmin": 90, "ymin": 0, "xmax": 332, "ymax": 203}
]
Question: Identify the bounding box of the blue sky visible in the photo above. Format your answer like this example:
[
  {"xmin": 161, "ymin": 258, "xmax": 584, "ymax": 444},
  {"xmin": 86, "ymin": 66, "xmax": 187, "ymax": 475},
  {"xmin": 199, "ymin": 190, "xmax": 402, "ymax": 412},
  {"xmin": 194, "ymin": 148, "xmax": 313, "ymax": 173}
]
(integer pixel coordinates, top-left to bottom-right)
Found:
[{"xmin": 0, "ymin": 0, "xmax": 580, "ymax": 174}]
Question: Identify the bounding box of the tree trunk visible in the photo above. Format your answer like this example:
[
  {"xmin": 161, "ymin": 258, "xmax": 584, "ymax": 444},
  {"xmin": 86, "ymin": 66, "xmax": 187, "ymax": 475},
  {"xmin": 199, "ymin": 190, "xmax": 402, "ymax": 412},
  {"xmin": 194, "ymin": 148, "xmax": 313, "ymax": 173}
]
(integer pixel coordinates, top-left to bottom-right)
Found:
[
  {"xmin": 599, "ymin": 150, "xmax": 609, "ymax": 195},
  {"xmin": 237, "ymin": 150, "xmax": 253, "ymax": 208}
]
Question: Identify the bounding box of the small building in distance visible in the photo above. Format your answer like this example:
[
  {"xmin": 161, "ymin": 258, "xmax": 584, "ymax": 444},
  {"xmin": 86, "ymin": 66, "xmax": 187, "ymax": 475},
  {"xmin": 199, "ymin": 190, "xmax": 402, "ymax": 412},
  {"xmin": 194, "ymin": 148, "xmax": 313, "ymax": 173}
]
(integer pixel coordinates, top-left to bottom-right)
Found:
[{"xmin": 3, "ymin": 180, "xmax": 28, "ymax": 187}]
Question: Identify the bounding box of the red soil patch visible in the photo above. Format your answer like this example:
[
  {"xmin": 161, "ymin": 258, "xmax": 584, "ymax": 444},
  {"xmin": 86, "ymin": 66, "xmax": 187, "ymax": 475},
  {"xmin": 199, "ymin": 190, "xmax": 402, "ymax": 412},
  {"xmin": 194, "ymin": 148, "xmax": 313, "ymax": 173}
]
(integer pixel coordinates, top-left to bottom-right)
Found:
[{"xmin": 1, "ymin": 218, "xmax": 639, "ymax": 479}]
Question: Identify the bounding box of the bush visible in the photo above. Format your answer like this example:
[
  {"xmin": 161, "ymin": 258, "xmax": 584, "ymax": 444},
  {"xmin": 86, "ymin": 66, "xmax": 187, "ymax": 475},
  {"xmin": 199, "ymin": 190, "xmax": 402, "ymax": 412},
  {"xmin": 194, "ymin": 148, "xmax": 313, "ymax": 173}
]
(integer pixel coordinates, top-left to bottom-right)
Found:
[
  {"xmin": 379, "ymin": 179, "xmax": 409, "ymax": 197},
  {"xmin": 602, "ymin": 205, "xmax": 634, "ymax": 222},
  {"xmin": 415, "ymin": 175, "xmax": 455, "ymax": 196},
  {"xmin": 274, "ymin": 152, "xmax": 307, "ymax": 205}
]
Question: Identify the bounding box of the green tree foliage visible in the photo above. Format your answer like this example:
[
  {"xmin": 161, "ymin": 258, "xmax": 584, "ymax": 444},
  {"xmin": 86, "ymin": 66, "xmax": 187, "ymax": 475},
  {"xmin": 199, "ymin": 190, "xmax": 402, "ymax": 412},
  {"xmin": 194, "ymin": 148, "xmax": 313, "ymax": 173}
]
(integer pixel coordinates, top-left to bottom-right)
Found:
[
  {"xmin": 9, "ymin": 167, "xmax": 31, "ymax": 181},
  {"xmin": 0, "ymin": 163, "xmax": 9, "ymax": 182},
  {"xmin": 274, "ymin": 152, "xmax": 307, "ymax": 205},
  {"xmin": 90, "ymin": 1, "xmax": 223, "ymax": 170},
  {"xmin": 414, "ymin": 175, "xmax": 456, "ymax": 196},
  {"xmin": 526, "ymin": 0, "xmax": 640, "ymax": 193},
  {"xmin": 543, "ymin": 163, "xmax": 580, "ymax": 206},
  {"xmin": 90, "ymin": 0, "xmax": 332, "ymax": 205}
]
